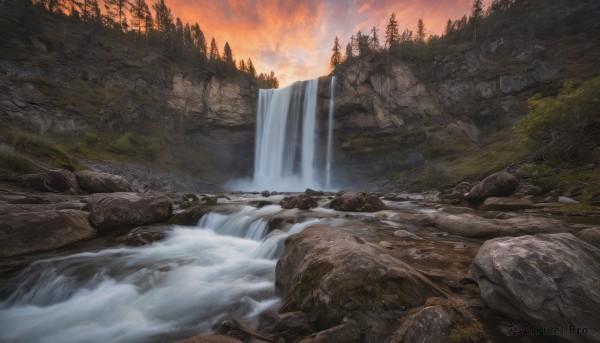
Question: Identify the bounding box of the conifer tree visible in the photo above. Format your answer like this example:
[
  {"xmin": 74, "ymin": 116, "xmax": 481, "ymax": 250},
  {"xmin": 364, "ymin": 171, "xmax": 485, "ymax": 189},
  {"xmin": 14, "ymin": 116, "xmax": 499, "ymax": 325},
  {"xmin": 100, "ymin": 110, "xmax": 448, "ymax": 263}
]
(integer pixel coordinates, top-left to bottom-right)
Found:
[
  {"xmin": 89, "ymin": 0, "xmax": 101, "ymax": 22},
  {"xmin": 416, "ymin": 18, "xmax": 426, "ymax": 43},
  {"xmin": 385, "ymin": 13, "xmax": 399, "ymax": 48},
  {"xmin": 130, "ymin": 0, "xmax": 150, "ymax": 34},
  {"xmin": 192, "ymin": 23, "xmax": 207, "ymax": 61},
  {"xmin": 471, "ymin": 0, "xmax": 484, "ymax": 43},
  {"xmin": 445, "ymin": 19, "xmax": 453, "ymax": 36},
  {"xmin": 152, "ymin": 0, "xmax": 174, "ymax": 34},
  {"xmin": 106, "ymin": 0, "xmax": 129, "ymax": 30},
  {"xmin": 370, "ymin": 26, "xmax": 380, "ymax": 51},
  {"xmin": 223, "ymin": 42, "xmax": 235, "ymax": 69},
  {"xmin": 345, "ymin": 42, "xmax": 353, "ymax": 60},
  {"xmin": 247, "ymin": 58, "xmax": 257, "ymax": 77},
  {"xmin": 329, "ymin": 36, "xmax": 342, "ymax": 70},
  {"xmin": 356, "ymin": 31, "xmax": 370, "ymax": 56},
  {"xmin": 209, "ymin": 37, "xmax": 220, "ymax": 62},
  {"xmin": 238, "ymin": 60, "xmax": 247, "ymax": 72}
]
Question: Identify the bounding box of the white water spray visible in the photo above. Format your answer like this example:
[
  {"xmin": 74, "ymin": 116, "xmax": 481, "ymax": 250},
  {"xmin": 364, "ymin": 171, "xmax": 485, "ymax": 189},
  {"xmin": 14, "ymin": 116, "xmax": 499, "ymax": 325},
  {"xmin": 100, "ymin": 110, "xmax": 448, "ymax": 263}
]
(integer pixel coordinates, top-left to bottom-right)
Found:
[
  {"xmin": 235, "ymin": 77, "xmax": 336, "ymax": 192},
  {"xmin": 325, "ymin": 76, "xmax": 336, "ymax": 189},
  {"xmin": 0, "ymin": 206, "xmax": 319, "ymax": 343}
]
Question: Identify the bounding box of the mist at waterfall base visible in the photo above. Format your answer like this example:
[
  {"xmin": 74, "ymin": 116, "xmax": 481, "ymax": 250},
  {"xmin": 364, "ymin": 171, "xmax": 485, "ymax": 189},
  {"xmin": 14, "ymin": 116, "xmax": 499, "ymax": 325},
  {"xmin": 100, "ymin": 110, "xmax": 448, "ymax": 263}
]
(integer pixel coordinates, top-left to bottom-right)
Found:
[
  {"xmin": 0, "ymin": 206, "xmax": 320, "ymax": 343},
  {"xmin": 229, "ymin": 77, "xmax": 339, "ymax": 192}
]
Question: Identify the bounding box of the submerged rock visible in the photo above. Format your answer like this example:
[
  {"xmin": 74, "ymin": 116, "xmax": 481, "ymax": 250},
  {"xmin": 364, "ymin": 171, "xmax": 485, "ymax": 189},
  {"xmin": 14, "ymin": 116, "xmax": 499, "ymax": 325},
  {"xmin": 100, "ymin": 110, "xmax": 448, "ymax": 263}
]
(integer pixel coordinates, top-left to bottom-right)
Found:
[
  {"xmin": 75, "ymin": 170, "xmax": 132, "ymax": 193},
  {"xmin": 280, "ymin": 195, "xmax": 318, "ymax": 210},
  {"xmin": 329, "ymin": 191, "xmax": 388, "ymax": 212},
  {"xmin": 88, "ymin": 192, "xmax": 173, "ymax": 231},
  {"xmin": 0, "ymin": 209, "xmax": 96, "ymax": 257},
  {"xmin": 466, "ymin": 171, "xmax": 518, "ymax": 204},
  {"xmin": 471, "ymin": 233, "xmax": 600, "ymax": 343}
]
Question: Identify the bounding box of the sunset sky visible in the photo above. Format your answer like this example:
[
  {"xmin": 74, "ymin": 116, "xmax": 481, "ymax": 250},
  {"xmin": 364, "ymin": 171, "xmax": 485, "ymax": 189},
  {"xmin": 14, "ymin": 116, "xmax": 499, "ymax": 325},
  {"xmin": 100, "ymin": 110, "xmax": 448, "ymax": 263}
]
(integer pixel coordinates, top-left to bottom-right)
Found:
[{"xmin": 167, "ymin": 0, "xmax": 476, "ymax": 86}]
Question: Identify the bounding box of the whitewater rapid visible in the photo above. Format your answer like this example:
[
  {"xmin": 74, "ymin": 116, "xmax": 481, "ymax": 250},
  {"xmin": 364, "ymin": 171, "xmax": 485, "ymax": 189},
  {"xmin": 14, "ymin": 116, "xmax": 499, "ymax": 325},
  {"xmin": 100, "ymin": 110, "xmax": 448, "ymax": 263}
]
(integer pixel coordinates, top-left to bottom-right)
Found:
[{"xmin": 0, "ymin": 206, "xmax": 319, "ymax": 343}]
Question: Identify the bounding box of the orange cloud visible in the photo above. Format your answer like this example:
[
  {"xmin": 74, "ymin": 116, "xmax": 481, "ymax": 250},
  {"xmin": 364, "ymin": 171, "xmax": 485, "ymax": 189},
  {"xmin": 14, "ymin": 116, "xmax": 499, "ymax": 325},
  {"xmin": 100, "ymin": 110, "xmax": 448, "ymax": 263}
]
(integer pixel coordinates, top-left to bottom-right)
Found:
[{"xmin": 164, "ymin": 0, "xmax": 474, "ymax": 86}]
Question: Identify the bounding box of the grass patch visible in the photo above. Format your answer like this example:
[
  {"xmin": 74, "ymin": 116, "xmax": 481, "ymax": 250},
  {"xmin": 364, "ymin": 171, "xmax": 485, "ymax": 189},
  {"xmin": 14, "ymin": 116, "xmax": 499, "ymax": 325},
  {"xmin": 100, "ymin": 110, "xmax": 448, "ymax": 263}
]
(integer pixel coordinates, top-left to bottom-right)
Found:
[
  {"xmin": 0, "ymin": 149, "xmax": 37, "ymax": 177},
  {"xmin": 0, "ymin": 127, "xmax": 79, "ymax": 171}
]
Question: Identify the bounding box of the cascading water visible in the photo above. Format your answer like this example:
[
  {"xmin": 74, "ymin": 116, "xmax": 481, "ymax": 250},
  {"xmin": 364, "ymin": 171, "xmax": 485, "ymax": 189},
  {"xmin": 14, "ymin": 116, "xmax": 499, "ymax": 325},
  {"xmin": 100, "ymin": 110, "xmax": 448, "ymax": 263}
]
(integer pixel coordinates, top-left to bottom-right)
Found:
[
  {"xmin": 325, "ymin": 76, "xmax": 336, "ymax": 189},
  {"xmin": 0, "ymin": 206, "xmax": 319, "ymax": 343},
  {"xmin": 242, "ymin": 77, "xmax": 336, "ymax": 191}
]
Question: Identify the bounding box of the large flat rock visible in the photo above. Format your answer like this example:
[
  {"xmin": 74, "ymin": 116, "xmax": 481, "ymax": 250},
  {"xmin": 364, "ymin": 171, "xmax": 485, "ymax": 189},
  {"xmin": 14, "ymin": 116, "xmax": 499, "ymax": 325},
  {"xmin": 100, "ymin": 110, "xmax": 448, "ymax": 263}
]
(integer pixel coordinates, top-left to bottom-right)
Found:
[
  {"xmin": 88, "ymin": 192, "xmax": 173, "ymax": 231},
  {"xmin": 0, "ymin": 209, "xmax": 96, "ymax": 257}
]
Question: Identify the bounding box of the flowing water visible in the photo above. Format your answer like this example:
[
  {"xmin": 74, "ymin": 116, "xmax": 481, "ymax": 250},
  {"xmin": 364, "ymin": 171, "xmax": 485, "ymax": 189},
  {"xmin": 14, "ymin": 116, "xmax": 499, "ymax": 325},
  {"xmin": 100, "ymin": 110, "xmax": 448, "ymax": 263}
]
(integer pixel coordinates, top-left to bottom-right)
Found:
[
  {"xmin": 325, "ymin": 76, "xmax": 336, "ymax": 190},
  {"xmin": 0, "ymin": 206, "xmax": 320, "ymax": 343},
  {"xmin": 237, "ymin": 77, "xmax": 335, "ymax": 192}
]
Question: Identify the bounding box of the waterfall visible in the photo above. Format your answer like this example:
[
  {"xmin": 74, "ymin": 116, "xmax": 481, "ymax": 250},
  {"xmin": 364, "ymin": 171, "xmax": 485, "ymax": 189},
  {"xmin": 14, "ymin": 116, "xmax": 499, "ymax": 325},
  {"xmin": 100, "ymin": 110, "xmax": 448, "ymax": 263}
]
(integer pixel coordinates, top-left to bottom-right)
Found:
[
  {"xmin": 0, "ymin": 206, "xmax": 320, "ymax": 343},
  {"xmin": 245, "ymin": 77, "xmax": 335, "ymax": 192},
  {"xmin": 325, "ymin": 76, "xmax": 336, "ymax": 189}
]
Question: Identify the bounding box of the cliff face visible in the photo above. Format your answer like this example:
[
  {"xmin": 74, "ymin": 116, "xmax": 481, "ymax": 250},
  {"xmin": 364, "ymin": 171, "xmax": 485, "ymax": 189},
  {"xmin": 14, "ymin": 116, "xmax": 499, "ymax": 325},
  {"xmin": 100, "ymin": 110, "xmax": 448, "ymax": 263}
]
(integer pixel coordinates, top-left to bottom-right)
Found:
[
  {"xmin": 321, "ymin": 36, "xmax": 573, "ymax": 185},
  {"xmin": 0, "ymin": 17, "xmax": 258, "ymax": 182}
]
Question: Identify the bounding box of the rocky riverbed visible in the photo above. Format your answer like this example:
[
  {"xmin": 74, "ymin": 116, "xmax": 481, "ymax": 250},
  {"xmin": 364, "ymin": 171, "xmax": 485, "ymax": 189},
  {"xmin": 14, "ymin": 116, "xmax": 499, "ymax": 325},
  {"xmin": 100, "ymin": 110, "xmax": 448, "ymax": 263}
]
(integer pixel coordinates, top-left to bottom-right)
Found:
[{"xmin": 0, "ymin": 169, "xmax": 599, "ymax": 343}]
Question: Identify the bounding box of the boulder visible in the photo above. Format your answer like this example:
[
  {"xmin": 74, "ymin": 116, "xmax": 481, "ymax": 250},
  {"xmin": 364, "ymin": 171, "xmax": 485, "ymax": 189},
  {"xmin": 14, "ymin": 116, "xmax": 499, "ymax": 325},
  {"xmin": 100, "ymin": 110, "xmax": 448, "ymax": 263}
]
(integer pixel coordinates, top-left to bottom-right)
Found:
[
  {"xmin": 305, "ymin": 188, "xmax": 324, "ymax": 196},
  {"xmin": 471, "ymin": 233, "xmax": 600, "ymax": 343},
  {"xmin": 276, "ymin": 225, "xmax": 438, "ymax": 340},
  {"xmin": 280, "ymin": 195, "xmax": 318, "ymax": 210},
  {"xmin": 329, "ymin": 192, "xmax": 388, "ymax": 212},
  {"xmin": 576, "ymin": 228, "xmax": 600, "ymax": 249},
  {"xmin": 88, "ymin": 192, "xmax": 173, "ymax": 231},
  {"xmin": 466, "ymin": 171, "xmax": 518, "ymax": 204},
  {"xmin": 389, "ymin": 306, "xmax": 453, "ymax": 343},
  {"xmin": 382, "ymin": 193, "xmax": 409, "ymax": 201},
  {"xmin": 75, "ymin": 170, "xmax": 132, "ymax": 193},
  {"xmin": 479, "ymin": 197, "xmax": 534, "ymax": 211},
  {"xmin": 261, "ymin": 190, "xmax": 271, "ymax": 197},
  {"xmin": 432, "ymin": 212, "xmax": 568, "ymax": 238},
  {"xmin": 0, "ymin": 210, "xmax": 96, "ymax": 257},
  {"xmin": 18, "ymin": 170, "xmax": 79, "ymax": 194},
  {"xmin": 168, "ymin": 205, "xmax": 208, "ymax": 226},
  {"xmin": 174, "ymin": 335, "xmax": 242, "ymax": 343},
  {"xmin": 298, "ymin": 320, "xmax": 361, "ymax": 343},
  {"xmin": 122, "ymin": 224, "xmax": 172, "ymax": 246}
]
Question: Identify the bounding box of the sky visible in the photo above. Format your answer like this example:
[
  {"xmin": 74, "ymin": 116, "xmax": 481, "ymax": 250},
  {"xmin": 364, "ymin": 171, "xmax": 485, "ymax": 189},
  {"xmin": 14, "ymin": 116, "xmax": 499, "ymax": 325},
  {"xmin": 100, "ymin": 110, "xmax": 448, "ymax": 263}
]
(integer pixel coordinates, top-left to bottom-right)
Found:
[{"xmin": 167, "ymin": 0, "xmax": 476, "ymax": 87}]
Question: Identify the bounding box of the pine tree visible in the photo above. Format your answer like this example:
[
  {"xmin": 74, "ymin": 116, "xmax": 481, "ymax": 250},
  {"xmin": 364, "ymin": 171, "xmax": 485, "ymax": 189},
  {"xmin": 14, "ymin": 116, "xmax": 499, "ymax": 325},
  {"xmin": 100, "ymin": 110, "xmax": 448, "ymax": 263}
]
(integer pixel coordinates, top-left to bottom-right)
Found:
[
  {"xmin": 345, "ymin": 42, "xmax": 353, "ymax": 60},
  {"xmin": 416, "ymin": 18, "xmax": 426, "ymax": 43},
  {"xmin": 385, "ymin": 13, "xmax": 399, "ymax": 49},
  {"xmin": 370, "ymin": 26, "xmax": 380, "ymax": 51},
  {"xmin": 144, "ymin": 9, "xmax": 153, "ymax": 33},
  {"xmin": 89, "ymin": 0, "xmax": 101, "ymax": 22},
  {"xmin": 223, "ymin": 42, "xmax": 234, "ymax": 68},
  {"xmin": 400, "ymin": 29, "xmax": 413, "ymax": 43},
  {"xmin": 130, "ymin": 0, "xmax": 149, "ymax": 34},
  {"xmin": 247, "ymin": 58, "xmax": 257, "ymax": 77},
  {"xmin": 445, "ymin": 19, "xmax": 453, "ymax": 36},
  {"xmin": 471, "ymin": 0, "xmax": 484, "ymax": 43},
  {"xmin": 192, "ymin": 23, "xmax": 207, "ymax": 61},
  {"xmin": 356, "ymin": 31, "xmax": 370, "ymax": 56},
  {"xmin": 209, "ymin": 37, "xmax": 220, "ymax": 62},
  {"xmin": 105, "ymin": 0, "xmax": 129, "ymax": 30},
  {"xmin": 238, "ymin": 60, "xmax": 247, "ymax": 72},
  {"xmin": 329, "ymin": 36, "xmax": 342, "ymax": 70},
  {"xmin": 152, "ymin": 0, "xmax": 174, "ymax": 34}
]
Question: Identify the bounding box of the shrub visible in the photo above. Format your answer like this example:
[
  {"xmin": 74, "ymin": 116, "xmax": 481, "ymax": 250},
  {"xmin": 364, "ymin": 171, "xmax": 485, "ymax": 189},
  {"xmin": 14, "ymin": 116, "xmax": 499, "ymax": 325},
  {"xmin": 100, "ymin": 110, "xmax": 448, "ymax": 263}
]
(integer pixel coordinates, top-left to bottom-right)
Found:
[
  {"xmin": 514, "ymin": 77, "xmax": 600, "ymax": 164},
  {"xmin": 81, "ymin": 132, "xmax": 99, "ymax": 146}
]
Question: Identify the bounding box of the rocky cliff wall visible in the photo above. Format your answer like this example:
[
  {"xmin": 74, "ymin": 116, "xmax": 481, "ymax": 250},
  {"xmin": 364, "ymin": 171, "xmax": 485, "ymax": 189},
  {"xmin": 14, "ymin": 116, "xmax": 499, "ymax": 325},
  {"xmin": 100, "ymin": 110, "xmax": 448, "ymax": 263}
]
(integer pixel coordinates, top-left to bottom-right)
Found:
[{"xmin": 319, "ymin": 37, "xmax": 564, "ymax": 185}]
